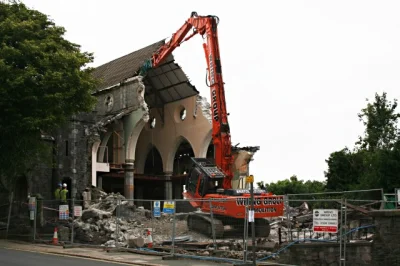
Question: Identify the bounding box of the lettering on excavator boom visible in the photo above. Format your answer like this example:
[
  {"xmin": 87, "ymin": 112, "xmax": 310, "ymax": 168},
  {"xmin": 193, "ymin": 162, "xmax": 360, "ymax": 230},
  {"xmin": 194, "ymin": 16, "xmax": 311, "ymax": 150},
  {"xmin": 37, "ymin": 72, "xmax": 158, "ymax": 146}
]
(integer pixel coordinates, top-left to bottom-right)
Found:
[
  {"xmin": 208, "ymin": 51, "xmax": 215, "ymax": 85},
  {"xmin": 236, "ymin": 197, "xmax": 284, "ymax": 206},
  {"xmin": 212, "ymin": 89, "xmax": 219, "ymax": 122}
]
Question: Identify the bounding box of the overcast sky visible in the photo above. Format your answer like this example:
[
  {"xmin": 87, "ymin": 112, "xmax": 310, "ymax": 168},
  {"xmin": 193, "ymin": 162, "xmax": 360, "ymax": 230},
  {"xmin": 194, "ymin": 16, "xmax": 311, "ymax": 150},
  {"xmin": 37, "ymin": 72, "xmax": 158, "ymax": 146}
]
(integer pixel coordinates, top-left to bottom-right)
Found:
[{"xmin": 22, "ymin": 0, "xmax": 400, "ymax": 184}]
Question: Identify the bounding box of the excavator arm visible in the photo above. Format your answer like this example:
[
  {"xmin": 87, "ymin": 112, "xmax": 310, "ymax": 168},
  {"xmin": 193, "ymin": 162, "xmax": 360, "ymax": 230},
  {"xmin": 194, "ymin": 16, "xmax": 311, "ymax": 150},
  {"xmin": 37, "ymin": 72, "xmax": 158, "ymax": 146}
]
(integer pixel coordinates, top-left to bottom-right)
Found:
[{"xmin": 142, "ymin": 12, "xmax": 234, "ymax": 189}]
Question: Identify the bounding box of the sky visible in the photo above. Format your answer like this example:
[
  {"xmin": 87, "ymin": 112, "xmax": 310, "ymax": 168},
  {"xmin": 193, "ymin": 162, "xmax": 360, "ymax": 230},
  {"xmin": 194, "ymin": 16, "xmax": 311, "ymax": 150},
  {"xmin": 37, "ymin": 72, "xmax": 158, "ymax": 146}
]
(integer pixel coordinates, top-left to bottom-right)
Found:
[{"xmin": 21, "ymin": 0, "xmax": 400, "ymax": 184}]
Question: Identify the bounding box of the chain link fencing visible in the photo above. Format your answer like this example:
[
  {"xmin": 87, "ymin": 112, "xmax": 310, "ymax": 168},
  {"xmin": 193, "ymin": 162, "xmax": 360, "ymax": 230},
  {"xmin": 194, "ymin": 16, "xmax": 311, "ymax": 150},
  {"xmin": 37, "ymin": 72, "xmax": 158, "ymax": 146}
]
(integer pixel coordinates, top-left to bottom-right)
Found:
[{"xmin": 1, "ymin": 188, "xmax": 398, "ymax": 265}]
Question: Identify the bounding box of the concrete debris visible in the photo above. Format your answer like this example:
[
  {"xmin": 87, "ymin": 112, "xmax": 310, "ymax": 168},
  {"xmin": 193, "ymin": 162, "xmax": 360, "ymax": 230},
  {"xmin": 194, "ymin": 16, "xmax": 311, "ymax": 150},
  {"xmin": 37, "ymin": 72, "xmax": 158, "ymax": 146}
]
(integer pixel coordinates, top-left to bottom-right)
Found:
[
  {"xmin": 72, "ymin": 190, "xmax": 205, "ymax": 248},
  {"xmin": 127, "ymin": 236, "xmax": 145, "ymax": 248},
  {"xmin": 195, "ymin": 95, "xmax": 212, "ymax": 123}
]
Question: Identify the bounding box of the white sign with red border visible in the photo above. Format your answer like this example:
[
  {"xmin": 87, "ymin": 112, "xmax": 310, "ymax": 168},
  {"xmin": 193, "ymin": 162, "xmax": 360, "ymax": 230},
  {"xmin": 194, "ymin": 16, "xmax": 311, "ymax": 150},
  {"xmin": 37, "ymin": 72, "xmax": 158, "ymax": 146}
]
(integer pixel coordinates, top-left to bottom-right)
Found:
[
  {"xmin": 74, "ymin": 206, "xmax": 82, "ymax": 217},
  {"xmin": 313, "ymin": 209, "xmax": 338, "ymax": 233}
]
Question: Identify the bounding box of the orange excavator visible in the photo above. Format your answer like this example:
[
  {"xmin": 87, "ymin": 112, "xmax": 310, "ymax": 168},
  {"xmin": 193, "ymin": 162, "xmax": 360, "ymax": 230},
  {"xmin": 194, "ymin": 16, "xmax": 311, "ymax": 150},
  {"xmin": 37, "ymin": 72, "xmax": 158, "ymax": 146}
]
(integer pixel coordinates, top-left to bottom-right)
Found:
[{"xmin": 142, "ymin": 12, "xmax": 284, "ymax": 238}]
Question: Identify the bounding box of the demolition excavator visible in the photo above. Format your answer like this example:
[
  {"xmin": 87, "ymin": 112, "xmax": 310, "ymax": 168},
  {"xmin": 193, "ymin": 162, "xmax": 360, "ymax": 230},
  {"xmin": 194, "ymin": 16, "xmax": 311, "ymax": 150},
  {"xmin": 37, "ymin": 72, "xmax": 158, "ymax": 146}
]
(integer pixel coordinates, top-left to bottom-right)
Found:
[{"xmin": 141, "ymin": 12, "xmax": 285, "ymax": 238}]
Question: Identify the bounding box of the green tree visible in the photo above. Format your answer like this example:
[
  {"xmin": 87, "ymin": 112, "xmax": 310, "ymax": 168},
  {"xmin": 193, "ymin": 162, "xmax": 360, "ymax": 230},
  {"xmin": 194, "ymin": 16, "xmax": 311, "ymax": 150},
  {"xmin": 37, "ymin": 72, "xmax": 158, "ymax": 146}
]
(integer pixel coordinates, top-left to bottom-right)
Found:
[
  {"xmin": 325, "ymin": 92, "xmax": 400, "ymax": 192},
  {"xmin": 356, "ymin": 92, "xmax": 400, "ymax": 151},
  {"xmin": 258, "ymin": 175, "xmax": 326, "ymax": 195},
  {"xmin": 325, "ymin": 148, "xmax": 364, "ymax": 191},
  {"xmin": 0, "ymin": 1, "xmax": 97, "ymax": 187}
]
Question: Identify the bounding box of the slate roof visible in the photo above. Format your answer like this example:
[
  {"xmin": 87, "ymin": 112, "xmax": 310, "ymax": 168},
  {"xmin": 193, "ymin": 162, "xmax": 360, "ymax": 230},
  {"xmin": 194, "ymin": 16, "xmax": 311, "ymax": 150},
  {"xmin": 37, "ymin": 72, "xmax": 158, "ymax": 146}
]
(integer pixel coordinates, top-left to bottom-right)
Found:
[{"xmin": 92, "ymin": 40, "xmax": 199, "ymax": 107}]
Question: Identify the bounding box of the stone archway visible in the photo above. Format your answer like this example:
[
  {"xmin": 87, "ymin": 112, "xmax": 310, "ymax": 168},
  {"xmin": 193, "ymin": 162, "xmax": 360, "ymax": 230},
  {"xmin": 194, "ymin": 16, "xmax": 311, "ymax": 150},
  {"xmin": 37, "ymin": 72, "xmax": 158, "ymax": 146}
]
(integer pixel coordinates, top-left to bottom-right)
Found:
[
  {"xmin": 163, "ymin": 136, "xmax": 195, "ymax": 200},
  {"xmin": 197, "ymin": 129, "xmax": 213, "ymax": 158},
  {"xmin": 165, "ymin": 136, "xmax": 195, "ymax": 174},
  {"xmin": 126, "ymin": 119, "xmax": 146, "ymax": 161},
  {"xmin": 98, "ymin": 132, "xmax": 112, "ymax": 163}
]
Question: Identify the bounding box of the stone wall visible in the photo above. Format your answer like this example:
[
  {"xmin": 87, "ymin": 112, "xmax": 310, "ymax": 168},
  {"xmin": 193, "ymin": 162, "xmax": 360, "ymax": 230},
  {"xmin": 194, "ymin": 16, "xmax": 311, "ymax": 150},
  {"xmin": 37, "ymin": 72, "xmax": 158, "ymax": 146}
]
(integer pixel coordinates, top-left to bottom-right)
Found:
[
  {"xmin": 370, "ymin": 210, "xmax": 400, "ymax": 265},
  {"xmin": 54, "ymin": 112, "xmax": 96, "ymax": 199},
  {"xmin": 277, "ymin": 210, "xmax": 400, "ymax": 265},
  {"xmin": 278, "ymin": 242, "xmax": 372, "ymax": 266}
]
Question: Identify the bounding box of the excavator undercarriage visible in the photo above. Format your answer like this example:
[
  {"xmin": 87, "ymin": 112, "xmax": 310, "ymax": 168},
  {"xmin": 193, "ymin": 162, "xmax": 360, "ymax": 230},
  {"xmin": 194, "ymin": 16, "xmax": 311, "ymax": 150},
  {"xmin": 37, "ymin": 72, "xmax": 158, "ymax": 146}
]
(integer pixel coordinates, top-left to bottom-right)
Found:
[
  {"xmin": 186, "ymin": 212, "xmax": 271, "ymax": 239},
  {"xmin": 183, "ymin": 158, "xmax": 280, "ymax": 239}
]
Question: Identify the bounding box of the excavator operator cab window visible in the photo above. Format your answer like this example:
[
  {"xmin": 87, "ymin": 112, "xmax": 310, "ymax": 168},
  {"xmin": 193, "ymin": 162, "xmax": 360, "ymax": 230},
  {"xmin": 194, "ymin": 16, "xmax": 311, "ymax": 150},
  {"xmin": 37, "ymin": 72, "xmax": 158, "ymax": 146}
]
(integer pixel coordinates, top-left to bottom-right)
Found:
[
  {"xmin": 203, "ymin": 177, "xmax": 223, "ymax": 195},
  {"xmin": 186, "ymin": 167, "xmax": 201, "ymax": 194}
]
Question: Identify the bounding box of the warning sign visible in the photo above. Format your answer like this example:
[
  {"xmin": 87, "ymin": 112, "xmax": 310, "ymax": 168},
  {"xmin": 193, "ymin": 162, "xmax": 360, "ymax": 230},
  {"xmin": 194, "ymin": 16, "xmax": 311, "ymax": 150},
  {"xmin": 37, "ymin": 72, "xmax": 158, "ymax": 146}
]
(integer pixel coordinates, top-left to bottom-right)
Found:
[
  {"xmin": 59, "ymin": 205, "xmax": 69, "ymax": 220},
  {"xmin": 163, "ymin": 201, "xmax": 175, "ymax": 214},
  {"xmin": 74, "ymin": 206, "xmax": 82, "ymax": 217},
  {"xmin": 313, "ymin": 209, "xmax": 338, "ymax": 233},
  {"xmin": 28, "ymin": 197, "xmax": 36, "ymax": 211}
]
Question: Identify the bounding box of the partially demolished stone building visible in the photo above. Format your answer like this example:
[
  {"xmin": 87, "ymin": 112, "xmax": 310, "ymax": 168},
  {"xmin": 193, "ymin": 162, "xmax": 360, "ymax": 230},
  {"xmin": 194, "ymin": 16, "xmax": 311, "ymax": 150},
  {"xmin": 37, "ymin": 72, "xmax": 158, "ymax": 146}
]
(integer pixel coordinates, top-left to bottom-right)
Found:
[{"xmin": 18, "ymin": 40, "xmax": 259, "ymax": 204}]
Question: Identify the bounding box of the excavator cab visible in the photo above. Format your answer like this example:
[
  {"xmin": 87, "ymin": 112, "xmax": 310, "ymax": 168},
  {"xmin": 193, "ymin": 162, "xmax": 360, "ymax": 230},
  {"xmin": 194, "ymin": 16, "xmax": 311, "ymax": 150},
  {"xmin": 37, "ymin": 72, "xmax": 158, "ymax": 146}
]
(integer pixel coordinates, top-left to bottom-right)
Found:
[{"xmin": 185, "ymin": 158, "xmax": 226, "ymax": 198}]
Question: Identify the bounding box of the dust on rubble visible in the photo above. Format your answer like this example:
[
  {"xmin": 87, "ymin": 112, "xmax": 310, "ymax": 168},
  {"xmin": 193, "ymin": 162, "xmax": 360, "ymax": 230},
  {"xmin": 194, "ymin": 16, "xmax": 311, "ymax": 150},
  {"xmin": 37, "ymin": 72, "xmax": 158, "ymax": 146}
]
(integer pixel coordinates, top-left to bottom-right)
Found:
[{"xmin": 72, "ymin": 188, "xmax": 210, "ymax": 248}]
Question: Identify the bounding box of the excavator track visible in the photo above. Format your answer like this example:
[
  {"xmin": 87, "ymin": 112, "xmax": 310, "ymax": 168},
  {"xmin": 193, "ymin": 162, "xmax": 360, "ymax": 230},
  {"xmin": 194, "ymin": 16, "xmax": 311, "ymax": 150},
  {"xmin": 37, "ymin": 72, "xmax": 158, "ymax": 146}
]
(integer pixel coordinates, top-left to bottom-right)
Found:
[
  {"xmin": 254, "ymin": 218, "xmax": 271, "ymax": 238},
  {"xmin": 187, "ymin": 213, "xmax": 225, "ymax": 238}
]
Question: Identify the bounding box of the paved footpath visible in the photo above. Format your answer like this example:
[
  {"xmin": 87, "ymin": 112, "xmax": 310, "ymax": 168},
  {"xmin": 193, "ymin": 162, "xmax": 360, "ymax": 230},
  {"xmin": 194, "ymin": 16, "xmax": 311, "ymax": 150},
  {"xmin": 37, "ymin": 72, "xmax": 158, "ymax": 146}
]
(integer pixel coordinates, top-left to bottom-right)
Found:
[{"xmin": 0, "ymin": 240, "xmax": 230, "ymax": 266}]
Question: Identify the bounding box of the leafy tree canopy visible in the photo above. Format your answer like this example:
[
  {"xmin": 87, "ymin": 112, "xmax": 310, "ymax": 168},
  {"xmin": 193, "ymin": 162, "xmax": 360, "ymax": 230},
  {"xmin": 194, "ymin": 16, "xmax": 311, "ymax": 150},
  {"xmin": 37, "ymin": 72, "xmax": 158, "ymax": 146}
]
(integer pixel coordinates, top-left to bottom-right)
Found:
[
  {"xmin": 0, "ymin": 1, "xmax": 97, "ymax": 185},
  {"xmin": 257, "ymin": 175, "xmax": 326, "ymax": 195},
  {"xmin": 325, "ymin": 92, "xmax": 400, "ymax": 192}
]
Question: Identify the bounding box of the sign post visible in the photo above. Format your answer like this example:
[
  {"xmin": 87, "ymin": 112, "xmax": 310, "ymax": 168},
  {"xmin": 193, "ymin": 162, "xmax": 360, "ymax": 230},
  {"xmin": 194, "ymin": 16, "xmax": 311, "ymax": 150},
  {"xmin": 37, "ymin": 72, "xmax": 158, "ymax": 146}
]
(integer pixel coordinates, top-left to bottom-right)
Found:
[
  {"xmin": 313, "ymin": 209, "xmax": 339, "ymax": 233},
  {"xmin": 247, "ymin": 175, "xmax": 256, "ymax": 266}
]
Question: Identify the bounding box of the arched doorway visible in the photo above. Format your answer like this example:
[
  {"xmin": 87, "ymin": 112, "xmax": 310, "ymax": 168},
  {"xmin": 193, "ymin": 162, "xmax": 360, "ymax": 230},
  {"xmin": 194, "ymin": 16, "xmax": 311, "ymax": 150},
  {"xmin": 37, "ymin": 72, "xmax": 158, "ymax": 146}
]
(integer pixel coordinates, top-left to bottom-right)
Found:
[
  {"xmin": 139, "ymin": 145, "xmax": 164, "ymax": 208},
  {"xmin": 13, "ymin": 176, "xmax": 28, "ymax": 217},
  {"xmin": 173, "ymin": 139, "xmax": 195, "ymax": 176},
  {"xmin": 173, "ymin": 138, "xmax": 195, "ymax": 204},
  {"xmin": 61, "ymin": 177, "xmax": 72, "ymax": 200},
  {"xmin": 206, "ymin": 142, "xmax": 214, "ymax": 159},
  {"xmin": 144, "ymin": 146, "xmax": 163, "ymax": 175},
  {"xmin": 14, "ymin": 176, "xmax": 28, "ymax": 202}
]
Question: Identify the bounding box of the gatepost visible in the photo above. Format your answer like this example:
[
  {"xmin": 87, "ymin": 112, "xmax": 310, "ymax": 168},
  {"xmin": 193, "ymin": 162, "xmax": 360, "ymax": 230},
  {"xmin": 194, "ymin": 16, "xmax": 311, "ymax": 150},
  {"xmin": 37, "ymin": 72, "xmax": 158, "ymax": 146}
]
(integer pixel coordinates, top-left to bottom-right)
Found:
[
  {"xmin": 162, "ymin": 200, "xmax": 176, "ymax": 257},
  {"xmin": 235, "ymin": 175, "xmax": 256, "ymax": 266},
  {"xmin": 28, "ymin": 196, "xmax": 36, "ymax": 240}
]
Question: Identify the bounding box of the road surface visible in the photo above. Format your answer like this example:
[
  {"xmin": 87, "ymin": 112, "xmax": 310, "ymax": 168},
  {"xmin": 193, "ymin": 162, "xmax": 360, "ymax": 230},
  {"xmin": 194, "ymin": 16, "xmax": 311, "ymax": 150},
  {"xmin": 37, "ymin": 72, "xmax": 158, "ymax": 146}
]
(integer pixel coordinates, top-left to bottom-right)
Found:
[
  {"xmin": 0, "ymin": 246, "xmax": 230, "ymax": 266},
  {"xmin": 0, "ymin": 248, "xmax": 127, "ymax": 266}
]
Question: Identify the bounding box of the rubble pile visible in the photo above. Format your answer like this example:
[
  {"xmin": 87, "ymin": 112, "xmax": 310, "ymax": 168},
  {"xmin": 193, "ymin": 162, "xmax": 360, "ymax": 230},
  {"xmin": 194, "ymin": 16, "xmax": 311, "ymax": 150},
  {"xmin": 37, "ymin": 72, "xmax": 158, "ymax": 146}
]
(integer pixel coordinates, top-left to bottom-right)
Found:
[{"xmin": 72, "ymin": 191, "xmax": 203, "ymax": 247}]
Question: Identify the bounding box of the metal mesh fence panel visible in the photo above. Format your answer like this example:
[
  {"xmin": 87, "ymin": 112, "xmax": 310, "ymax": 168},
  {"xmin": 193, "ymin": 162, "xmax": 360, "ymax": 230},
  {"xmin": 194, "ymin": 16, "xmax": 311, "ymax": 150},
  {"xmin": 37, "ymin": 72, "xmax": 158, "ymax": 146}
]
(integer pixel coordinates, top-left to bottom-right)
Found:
[
  {"xmin": 34, "ymin": 199, "xmax": 71, "ymax": 243},
  {"xmin": 3, "ymin": 189, "xmax": 389, "ymax": 265},
  {"xmin": 6, "ymin": 199, "xmax": 33, "ymax": 240},
  {"xmin": 0, "ymin": 196, "xmax": 11, "ymax": 236}
]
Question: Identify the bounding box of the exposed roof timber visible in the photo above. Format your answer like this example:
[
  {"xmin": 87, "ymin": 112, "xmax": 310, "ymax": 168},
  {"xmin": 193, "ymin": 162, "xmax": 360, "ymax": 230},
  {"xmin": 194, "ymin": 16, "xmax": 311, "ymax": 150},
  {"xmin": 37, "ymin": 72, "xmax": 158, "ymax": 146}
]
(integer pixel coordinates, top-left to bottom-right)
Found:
[{"xmin": 92, "ymin": 40, "xmax": 198, "ymax": 105}]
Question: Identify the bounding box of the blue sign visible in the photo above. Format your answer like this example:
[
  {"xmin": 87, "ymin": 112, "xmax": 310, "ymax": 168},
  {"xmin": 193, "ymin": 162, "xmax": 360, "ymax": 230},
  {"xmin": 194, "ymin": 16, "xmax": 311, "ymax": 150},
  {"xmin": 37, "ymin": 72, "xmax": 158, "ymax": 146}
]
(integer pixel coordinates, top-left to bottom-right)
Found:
[
  {"xmin": 153, "ymin": 201, "xmax": 161, "ymax": 217},
  {"xmin": 163, "ymin": 201, "xmax": 175, "ymax": 214}
]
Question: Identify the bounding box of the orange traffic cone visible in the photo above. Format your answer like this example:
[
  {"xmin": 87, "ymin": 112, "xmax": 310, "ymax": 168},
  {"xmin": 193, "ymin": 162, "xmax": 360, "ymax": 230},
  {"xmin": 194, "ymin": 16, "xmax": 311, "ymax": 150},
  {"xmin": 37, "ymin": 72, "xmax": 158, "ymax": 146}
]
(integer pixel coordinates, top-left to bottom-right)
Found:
[
  {"xmin": 147, "ymin": 229, "xmax": 153, "ymax": 248},
  {"xmin": 52, "ymin": 227, "xmax": 58, "ymax": 245}
]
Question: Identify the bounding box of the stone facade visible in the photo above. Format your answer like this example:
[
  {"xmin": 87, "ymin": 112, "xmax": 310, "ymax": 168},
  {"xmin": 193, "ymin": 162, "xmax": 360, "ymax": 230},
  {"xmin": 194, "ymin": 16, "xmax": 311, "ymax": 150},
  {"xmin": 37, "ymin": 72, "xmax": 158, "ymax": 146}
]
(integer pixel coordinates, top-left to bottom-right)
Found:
[
  {"xmin": 54, "ymin": 112, "xmax": 97, "ymax": 200},
  {"xmin": 370, "ymin": 210, "xmax": 400, "ymax": 265}
]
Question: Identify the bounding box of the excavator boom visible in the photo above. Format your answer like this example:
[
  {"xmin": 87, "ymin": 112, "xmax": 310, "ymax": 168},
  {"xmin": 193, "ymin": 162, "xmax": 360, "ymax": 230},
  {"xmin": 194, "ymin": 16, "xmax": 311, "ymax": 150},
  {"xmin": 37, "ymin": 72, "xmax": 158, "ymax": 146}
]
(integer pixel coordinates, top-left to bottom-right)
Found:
[
  {"xmin": 141, "ymin": 12, "xmax": 285, "ymax": 238},
  {"xmin": 144, "ymin": 12, "xmax": 233, "ymax": 190}
]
